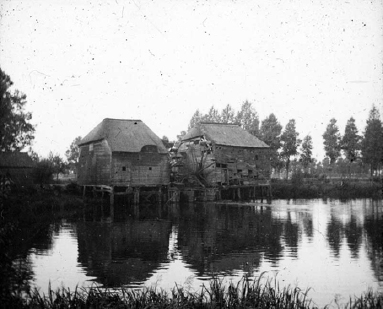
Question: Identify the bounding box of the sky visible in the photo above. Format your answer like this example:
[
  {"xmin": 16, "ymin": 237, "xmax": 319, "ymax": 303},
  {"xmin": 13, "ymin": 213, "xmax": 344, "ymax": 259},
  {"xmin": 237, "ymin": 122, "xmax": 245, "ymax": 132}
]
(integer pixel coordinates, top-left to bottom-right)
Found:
[{"xmin": 1, "ymin": 0, "xmax": 382, "ymax": 160}]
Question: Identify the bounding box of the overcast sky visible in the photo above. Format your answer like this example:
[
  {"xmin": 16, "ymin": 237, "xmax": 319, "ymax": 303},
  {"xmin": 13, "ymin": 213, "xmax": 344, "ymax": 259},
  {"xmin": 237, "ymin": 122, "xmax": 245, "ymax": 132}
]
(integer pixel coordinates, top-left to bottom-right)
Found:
[{"xmin": 1, "ymin": 0, "xmax": 382, "ymax": 160}]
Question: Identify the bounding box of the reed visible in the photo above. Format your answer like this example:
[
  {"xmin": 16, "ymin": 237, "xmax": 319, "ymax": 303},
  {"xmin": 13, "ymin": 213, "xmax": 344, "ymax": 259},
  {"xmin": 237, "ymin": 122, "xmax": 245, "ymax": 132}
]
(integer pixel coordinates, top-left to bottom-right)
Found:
[{"xmin": 4, "ymin": 274, "xmax": 383, "ymax": 308}]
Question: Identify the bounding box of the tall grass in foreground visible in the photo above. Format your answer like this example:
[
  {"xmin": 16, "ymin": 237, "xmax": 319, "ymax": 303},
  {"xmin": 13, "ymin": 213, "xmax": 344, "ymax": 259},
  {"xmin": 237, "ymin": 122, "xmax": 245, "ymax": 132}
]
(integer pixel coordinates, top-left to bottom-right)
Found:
[{"xmin": 4, "ymin": 275, "xmax": 383, "ymax": 309}]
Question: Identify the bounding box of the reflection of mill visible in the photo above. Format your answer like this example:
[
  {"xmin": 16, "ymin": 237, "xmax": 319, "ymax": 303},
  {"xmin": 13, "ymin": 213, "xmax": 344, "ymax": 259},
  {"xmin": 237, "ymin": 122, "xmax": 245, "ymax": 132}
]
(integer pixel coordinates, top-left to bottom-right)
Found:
[
  {"xmin": 77, "ymin": 202, "xmax": 288, "ymax": 288},
  {"xmin": 74, "ymin": 199, "xmax": 383, "ymax": 302},
  {"xmin": 77, "ymin": 204, "xmax": 178, "ymax": 287}
]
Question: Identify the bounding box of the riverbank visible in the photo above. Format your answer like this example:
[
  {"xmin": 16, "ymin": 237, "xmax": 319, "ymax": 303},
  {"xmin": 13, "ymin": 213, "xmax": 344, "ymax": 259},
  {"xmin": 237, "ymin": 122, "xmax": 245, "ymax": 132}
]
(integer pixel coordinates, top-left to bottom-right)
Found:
[
  {"xmin": 3, "ymin": 275, "xmax": 383, "ymax": 309},
  {"xmin": 271, "ymin": 178, "xmax": 381, "ymax": 199}
]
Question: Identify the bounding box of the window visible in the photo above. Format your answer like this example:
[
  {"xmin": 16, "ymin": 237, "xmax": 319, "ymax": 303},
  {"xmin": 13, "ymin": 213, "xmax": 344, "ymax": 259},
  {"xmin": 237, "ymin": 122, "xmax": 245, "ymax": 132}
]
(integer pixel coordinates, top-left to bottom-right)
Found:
[
  {"xmin": 141, "ymin": 145, "xmax": 158, "ymax": 153},
  {"xmin": 122, "ymin": 166, "xmax": 126, "ymax": 171},
  {"xmin": 255, "ymin": 155, "xmax": 259, "ymax": 160},
  {"xmin": 216, "ymin": 163, "xmax": 228, "ymax": 168},
  {"xmin": 149, "ymin": 167, "xmax": 152, "ymax": 171}
]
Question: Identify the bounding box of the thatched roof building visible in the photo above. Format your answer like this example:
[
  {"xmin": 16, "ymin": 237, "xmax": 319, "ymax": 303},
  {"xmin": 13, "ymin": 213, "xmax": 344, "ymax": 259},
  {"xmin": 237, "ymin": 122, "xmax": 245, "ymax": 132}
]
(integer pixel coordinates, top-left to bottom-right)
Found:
[
  {"xmin": 174, "ymin": 122, "xmax": 270, "ymax": 187},
  {"xmin": 77, "ymin": 119, "xmax": 169, "ymax": 187},
  {"xmin": 0, "ymin": 152, "xmax": 35, "ymax": 185}
]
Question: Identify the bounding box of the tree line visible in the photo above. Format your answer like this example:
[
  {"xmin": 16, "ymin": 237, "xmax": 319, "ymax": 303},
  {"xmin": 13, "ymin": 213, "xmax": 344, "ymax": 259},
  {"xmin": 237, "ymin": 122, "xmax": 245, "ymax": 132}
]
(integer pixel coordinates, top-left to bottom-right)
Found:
[{"xmin": 1, "ymin": 67, "xmax": 382, "ymax": 180}]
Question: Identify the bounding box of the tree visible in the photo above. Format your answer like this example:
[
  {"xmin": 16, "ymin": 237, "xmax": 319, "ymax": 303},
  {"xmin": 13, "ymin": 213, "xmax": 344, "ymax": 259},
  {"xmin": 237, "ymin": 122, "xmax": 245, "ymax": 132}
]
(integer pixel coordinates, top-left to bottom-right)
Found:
[
  {"xmin": 0, "ymin": 68, "xmax": 35, "ymax": 151},
  {"xmin": 220, "ymin": 104, "xmax": 236, "ymax": 124},
  {"xmin": 361, "ymin": 105, "xmax": 383, "ymax": 176},
  {"xmin": 28, "ymin": 146, "xmax": 39, "ymax": 162},
  {"xmin": 341, "ymin": 117, "xmax": 361, "ymax": 178},
  {"xmin": 235, "ymin": 100, "xmax": 259, "ymax": 136},
  {"xmin": 161, "ymin": 135, "xmax": 174, "ymax": 149},
  {"xmin": 323, "ymin": 118, "xmax": 341, "ymax": 164},
  {"xmin": 177, "ymin": 130, "xmax": 186, "ymax": 141},
  {"xmin": 259, "ymin": 113, "xmax": 282, "ymax": 170},
  {"xmin": 33, "ymin": 158, "xmax": 54, "ymax": 185},
  {"xmin": 188, "ymin": 110, "xmax": 203, "ymax": 130},
  {"xmin": 49, "ymin": 152, "xmax": 66, "ymax": 181},
  {"xmin": 65, "ymin": 136, "xmax": 82, "ymax": 174},
  {"xmin": 280, "ymin": 119, "xmax": 301, "ymax": 179},
  {"xmin": 204, "ymin": 106, "xmax": 221, "ymax": 123},
  {"xmin": 341, "ymin": 117, "xmax": 360, "ymax": 163},
  {"xmin": 300, "ymin": 135, "xmax": 313, "ymax": 170}
]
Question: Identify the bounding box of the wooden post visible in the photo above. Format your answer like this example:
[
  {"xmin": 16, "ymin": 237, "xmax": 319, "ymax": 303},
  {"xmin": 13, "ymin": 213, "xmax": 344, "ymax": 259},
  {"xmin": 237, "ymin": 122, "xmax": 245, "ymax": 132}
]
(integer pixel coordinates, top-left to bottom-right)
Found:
[
  {"xmin": 110, "ymin": 197, "xmax": 114, "ymax": 220},
  {"xmin": 168, "ymin": 188, "xmax": 179, "ymax": 203},
  {"xmin": 82, "ymin": 186, "xmax": 86, "ymax": 199},
  {"xmin": 217, "ymin": 189, "xmax": 221, "ymax": 201},
  {"xmin": 157, "ymin": 203, "xmax": 161, "ymax": 218},
  {"xmin": 157, "ymin": 187, "xmax": 162, "ymax": 204},
  {"xmin": 267, "ymin": 183, "xmax": 272, "ymax": 204},
  {"xmin": 261, "ymin": 186, "xmax": 264, "ymax": 203},
  {"xmin": 110, "ymin": 186, "xmax": 114, "ymax": 207},
  {"xmin": 237, "ymin": 187, "xmax": 241, "ymax": 200},
  {"xmin": 133, "ymin": 203, "xmax": 139, "ymax": 217},
  {"xmin": 134, "ymin": 187, "xmax": 140, "ymax": 205}
]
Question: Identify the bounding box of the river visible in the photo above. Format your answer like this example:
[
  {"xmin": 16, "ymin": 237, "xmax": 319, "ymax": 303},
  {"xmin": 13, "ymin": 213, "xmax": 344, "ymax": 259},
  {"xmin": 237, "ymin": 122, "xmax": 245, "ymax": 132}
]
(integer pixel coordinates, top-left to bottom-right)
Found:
[{"xmin": 10, "ymin": 199, "xmax": 383, "ymax": 308}]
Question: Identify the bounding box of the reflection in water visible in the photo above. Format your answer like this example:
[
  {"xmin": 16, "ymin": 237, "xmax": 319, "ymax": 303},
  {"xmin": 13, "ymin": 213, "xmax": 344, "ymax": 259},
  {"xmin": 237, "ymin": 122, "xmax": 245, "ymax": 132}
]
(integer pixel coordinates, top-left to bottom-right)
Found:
[
  {"xmin": 77, "ymin": 218, "xmax": 172, "ymax": 287},
  {"xmin": 30, "ymin": 221, "xmax": 93, "ymax": 294},
  {"xmin": 9, "ymin": 199, "xmax": 383, "ymax": 308}
]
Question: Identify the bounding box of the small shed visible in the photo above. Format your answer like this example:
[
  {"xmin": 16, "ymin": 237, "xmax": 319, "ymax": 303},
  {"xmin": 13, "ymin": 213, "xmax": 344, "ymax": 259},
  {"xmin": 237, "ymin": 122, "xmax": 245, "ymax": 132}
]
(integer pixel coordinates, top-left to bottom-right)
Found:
[
  {"xmin": 0, "ymin": 152, "xmax": 35, "ymax": 185},
  {"xmin": 174, "ymin": 122, "xmax": 270, "ymax": 187},
  {"xmin": 77, "ymin": 118, "xmax": 169, "ymax": 187}
]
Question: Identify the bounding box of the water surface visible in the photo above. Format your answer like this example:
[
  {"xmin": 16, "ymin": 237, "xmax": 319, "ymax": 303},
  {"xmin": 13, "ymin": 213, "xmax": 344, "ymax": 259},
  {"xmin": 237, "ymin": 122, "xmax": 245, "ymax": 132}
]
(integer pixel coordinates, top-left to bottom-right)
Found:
[{"xmin": 14, "ymin": 199, "xmax": 383, "ymax": 308}]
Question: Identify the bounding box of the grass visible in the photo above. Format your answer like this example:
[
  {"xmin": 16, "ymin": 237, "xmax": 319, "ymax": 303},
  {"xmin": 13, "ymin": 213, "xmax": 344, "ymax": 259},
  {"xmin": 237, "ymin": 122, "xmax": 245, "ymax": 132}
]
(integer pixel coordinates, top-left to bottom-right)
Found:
[{"xmin": 2, "ymin": 275, "xmax": 382, "ymax": 309}]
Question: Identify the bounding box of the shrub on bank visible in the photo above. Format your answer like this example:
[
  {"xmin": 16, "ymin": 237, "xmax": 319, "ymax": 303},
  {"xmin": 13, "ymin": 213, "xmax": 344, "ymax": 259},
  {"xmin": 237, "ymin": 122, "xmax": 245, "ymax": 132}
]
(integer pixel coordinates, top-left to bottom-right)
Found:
[{"xmin": 271, "ymin": 179, "xmax": 381, "ymax": 199}]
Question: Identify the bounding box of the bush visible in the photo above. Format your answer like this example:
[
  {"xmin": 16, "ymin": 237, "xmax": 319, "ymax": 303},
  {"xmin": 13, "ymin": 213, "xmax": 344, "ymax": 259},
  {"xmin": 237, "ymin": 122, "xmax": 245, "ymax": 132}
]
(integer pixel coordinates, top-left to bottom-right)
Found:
[
  {"xmin": 291, "ymin": 170, "xmax": 304, "ymax": 186},
  {"xmin": 32, "ymin": 160, "xmax": 53, "ymax": 185},
  {"xmin": 270, "ymin": 179, "xmax": 381, "ymax": 199},
  {"xmin": 65, "ymin": 182, "xmax": 81, "ymax": 195}
]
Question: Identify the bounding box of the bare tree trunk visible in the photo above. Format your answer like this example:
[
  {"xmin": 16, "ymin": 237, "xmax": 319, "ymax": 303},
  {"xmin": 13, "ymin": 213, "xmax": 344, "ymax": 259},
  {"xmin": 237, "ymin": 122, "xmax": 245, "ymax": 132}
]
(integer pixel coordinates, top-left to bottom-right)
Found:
[
  {"xmin": 370, "ymin": 164, "xmax": 374, "ymax": 178},
  {"xmin": 285, "ymin": 159, "xmax": 290, "ymax": 180}
]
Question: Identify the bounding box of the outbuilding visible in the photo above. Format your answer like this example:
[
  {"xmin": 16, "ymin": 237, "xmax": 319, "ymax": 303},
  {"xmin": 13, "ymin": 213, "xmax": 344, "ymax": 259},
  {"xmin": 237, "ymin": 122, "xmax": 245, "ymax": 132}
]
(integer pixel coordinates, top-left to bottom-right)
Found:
[{"xmin": 0, "ymin": 152, "xmax": 35, "ymax": 186}]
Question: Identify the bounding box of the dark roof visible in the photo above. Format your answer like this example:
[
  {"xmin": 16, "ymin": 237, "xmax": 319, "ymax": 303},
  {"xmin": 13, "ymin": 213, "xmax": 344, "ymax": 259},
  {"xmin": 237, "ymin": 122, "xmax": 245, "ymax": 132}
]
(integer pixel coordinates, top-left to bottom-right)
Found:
[
  {"xmin": 79, "ymin": 118, "xmax": 168, "ymax": 153},
  {"xmin": 182, "ymin": 123, "xmax": 269, "ymax": 148},
  {"xmin": 0, "ymin": 152, "xmax": 34, "ymax": 168}
]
